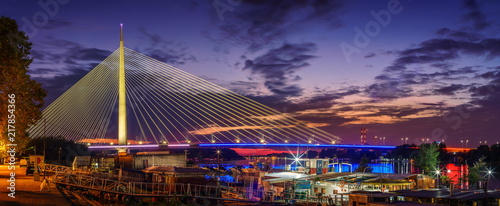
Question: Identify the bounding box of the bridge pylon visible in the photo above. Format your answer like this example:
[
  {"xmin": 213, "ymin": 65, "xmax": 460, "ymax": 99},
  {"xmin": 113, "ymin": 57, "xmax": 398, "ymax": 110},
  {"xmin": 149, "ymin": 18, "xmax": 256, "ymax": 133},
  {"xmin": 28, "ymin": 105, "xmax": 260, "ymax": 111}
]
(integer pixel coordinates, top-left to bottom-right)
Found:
[{"xmin": 118, "ymin": 24, "xmax": 127, "ymax": 153}]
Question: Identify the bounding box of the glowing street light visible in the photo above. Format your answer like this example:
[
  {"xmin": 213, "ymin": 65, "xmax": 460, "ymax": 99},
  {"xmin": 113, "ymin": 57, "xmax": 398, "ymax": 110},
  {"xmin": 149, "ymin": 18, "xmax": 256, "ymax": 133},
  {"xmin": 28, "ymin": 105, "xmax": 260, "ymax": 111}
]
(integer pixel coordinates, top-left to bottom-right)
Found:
[{"xmin": 435, "ymin": 170, "xmax": 441, "ymax": 188}]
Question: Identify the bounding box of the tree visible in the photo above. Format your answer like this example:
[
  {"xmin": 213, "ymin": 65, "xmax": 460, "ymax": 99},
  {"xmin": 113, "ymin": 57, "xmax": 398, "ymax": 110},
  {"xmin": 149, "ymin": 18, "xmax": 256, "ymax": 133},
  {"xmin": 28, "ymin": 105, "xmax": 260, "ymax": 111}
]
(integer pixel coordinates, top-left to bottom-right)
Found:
[
  {"xmin": 465, "ymin": 156, "xmax": 488, "ymax": 190},
  {"xmin": 414, "ymin": 143, "xmax": 440, "ymax": 176},
  {"xmin": 0, "ymin": 16, "xmax": 46, "ymax": 154},
  {"xmin": 355, "ymin": 155, "xmax": 373, "ymax": 173},
  {"xmin": 24, "ymin": 136, "xmax": 89, "ymax": 166}
]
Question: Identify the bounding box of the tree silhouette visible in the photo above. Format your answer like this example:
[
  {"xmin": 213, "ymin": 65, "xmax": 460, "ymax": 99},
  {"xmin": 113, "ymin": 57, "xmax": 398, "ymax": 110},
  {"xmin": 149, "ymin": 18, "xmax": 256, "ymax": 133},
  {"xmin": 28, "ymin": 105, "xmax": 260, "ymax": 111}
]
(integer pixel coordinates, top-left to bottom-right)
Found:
[
  {"xmin": 0, "ymin": 16, "xmax": 46, "ymax": 153},
  {"xmin": 414, "ymin": 143, "xmax": 439, "ymax": 176}
]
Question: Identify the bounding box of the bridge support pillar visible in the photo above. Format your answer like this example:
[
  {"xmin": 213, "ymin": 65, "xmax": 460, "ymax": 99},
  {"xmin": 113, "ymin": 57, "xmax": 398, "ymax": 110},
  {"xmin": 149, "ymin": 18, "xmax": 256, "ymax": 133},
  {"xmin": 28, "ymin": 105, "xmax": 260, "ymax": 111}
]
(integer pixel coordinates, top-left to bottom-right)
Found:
[{"xmin": 118, "ymin": 24, "xmax": 127, "ymax": 153}]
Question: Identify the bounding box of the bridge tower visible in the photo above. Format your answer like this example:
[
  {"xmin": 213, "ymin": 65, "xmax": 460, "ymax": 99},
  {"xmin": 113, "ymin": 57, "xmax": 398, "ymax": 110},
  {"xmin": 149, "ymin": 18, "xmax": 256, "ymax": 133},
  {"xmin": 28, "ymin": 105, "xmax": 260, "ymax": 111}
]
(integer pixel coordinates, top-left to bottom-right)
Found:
[{"xmin": 118, "ymin": 24, "xmax": 127, "ymax": 151}]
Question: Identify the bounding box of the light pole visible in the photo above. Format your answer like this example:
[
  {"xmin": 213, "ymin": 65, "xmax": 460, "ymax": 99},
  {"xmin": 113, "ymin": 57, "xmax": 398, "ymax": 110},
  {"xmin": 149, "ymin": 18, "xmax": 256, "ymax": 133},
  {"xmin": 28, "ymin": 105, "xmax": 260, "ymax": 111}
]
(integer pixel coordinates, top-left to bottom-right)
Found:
[
  {"xmin": 461, "ymin": 140, "xmax": 464, "ymax": 148},
  {"xmin": 486, "ymin": 170, "xmax": 492, "ymax": 190},
  {"xmin": 435, "ymin": 170, "xmax": 441, "ymax": 189},
  {"xmin": 466, "ymin": 140, "xmax": 468, "ymax": 148}
]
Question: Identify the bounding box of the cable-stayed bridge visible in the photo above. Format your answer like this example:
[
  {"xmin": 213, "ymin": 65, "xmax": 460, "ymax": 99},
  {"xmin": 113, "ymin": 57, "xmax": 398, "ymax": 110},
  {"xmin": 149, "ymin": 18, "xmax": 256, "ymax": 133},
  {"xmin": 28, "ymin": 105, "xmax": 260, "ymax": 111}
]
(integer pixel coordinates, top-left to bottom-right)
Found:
[{"xmin": 28, "ymin": 30, "xmax": 341, "ymax": 147}]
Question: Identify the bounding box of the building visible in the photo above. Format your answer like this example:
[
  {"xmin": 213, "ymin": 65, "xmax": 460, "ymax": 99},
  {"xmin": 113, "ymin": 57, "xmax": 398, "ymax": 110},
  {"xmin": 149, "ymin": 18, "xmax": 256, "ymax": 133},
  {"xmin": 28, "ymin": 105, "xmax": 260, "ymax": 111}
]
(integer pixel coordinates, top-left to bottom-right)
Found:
[{"xmin": 142, "ymin": 166, "xmax": 211, "ymax": 184}]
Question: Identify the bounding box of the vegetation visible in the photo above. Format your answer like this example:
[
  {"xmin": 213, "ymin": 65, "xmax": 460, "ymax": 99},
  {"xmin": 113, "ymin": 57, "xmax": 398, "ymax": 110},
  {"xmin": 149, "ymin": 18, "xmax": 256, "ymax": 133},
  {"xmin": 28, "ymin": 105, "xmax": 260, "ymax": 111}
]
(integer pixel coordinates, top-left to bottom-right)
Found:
[
  {"xmin": 24, "ymin": 136, "xmax": 89, "ymax": 166},
  {"xmin": 355, "ymin": 155, "xmax": 373, "ymax": 173},
  {"xmin": 465, "ymin": 156, "xmax": 488, "ymax": 190},
  {"xmin": 0, "ymin": 16, "xmax": 46, "ymax": 157},
  {"xmin": 414, "ymin": 143, "xmax": 440, "ymax": 176},
  {"xmin": 184, "ymin": 148, "xmax": 244, "ymax": 161}
]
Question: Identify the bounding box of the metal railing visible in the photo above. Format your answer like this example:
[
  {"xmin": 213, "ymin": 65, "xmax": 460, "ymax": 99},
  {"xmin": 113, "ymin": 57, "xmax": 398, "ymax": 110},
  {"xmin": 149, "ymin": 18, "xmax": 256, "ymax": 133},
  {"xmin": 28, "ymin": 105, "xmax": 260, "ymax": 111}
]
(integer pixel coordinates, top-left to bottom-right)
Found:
[
  {"xmin": 44, "ymin": 164, "xmax": 143, "ymax": 182},
  {"xmin": 45, "ymin": 164, "xmax": 278, "ymax": 203},
  {"xmin": 50, "ymin": 172, "xmax": 232, "ymax": 199}
]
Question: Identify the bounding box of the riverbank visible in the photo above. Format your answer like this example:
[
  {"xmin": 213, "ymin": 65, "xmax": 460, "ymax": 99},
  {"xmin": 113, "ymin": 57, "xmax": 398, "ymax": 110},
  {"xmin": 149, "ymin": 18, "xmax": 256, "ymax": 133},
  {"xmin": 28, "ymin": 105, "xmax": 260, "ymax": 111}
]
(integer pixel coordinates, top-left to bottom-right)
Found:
[{"xmin": 0, "ymin": 164, "xmax": 69, "ymax": 206}]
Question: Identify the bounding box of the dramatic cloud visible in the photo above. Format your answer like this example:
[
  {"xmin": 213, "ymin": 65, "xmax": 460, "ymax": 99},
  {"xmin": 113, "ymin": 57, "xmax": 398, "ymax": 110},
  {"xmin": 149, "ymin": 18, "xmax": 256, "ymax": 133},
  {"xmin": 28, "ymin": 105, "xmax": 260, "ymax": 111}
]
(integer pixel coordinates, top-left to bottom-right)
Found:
[
  {"xmin": 28, "ymin": 37, "xmax": 112, "ymax": 105},
  {"xmin": 433, "ymin": 84, "xmax": 468, "ymax": 95},
  {"xmin": 135, "ymin": 28, "xmax": 197, "ymax": 65},
  {"xmin": 243, "ymin": 42, "xmax": 317, "ymax": 97},
  {"xmin": 207, "ymin": 0, "xmax": 344, "ymax": 53},
  {"xmin": 394, "ymin": 38, "xmax": 500, "ymax": 66},
  {"xmin": 461, "ymin": 0, "xmax": 490, "ymax": 30}
]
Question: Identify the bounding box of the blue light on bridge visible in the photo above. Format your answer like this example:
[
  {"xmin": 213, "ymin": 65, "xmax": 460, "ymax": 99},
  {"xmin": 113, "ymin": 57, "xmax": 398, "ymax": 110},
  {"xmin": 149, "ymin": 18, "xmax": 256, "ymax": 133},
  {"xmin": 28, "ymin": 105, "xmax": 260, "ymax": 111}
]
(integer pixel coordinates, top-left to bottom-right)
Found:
[
  {"xmin": 88, "ymin": 144, "xmax": 160, "ymax": 149},
  {"xmin": 88, "ymin": 143, "xmax": 396, "ymax": 150},
  {"xmin": 198, "ymin": 143, "xmax": 396, "ymax": 149}
]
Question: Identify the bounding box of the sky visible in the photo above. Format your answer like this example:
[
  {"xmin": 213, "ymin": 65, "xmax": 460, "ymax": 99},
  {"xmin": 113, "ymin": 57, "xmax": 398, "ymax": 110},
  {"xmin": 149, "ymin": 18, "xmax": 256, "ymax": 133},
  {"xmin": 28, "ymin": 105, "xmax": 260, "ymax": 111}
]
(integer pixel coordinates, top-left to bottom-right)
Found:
[{"xmin": 1, "ymin": 0, "xmax": 500, "ymax": 148}]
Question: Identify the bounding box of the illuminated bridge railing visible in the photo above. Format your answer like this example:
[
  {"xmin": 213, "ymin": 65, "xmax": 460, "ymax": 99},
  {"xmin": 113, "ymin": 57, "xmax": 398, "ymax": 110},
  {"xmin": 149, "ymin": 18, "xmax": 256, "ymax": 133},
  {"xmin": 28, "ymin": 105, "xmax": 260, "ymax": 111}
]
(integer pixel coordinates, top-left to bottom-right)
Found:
[{"xmin": 88, "ymin": 143, "xmax": 396, "ymax": 150}]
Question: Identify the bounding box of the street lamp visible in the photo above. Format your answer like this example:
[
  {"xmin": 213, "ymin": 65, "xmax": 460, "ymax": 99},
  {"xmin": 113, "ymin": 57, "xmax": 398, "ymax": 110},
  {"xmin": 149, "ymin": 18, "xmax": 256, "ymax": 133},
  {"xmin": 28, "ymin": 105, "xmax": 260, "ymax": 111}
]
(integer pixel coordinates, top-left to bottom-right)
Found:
[
  {"xmin": 485, "ymin": 170, "xmax": 493, "ymax": 190},
  {"xmin": 435, "ymin": 170, "xmax": 441, "ymax": 189},
  {"xmin": 461, "ymin": 140, "xmax": 464, "ymax": 148}
]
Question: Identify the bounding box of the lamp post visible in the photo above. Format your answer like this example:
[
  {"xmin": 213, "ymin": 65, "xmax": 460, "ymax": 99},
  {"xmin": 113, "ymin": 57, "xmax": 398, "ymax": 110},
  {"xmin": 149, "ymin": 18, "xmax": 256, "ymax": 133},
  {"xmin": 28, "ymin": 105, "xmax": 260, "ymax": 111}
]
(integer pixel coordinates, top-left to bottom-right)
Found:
[
  {"xmin": 486, "ymin": 170, "xmax": 492, "ymax": 191},
  {"xmin": 435, "ymin": 170, "xmax": 441, "ymax": 189}
]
